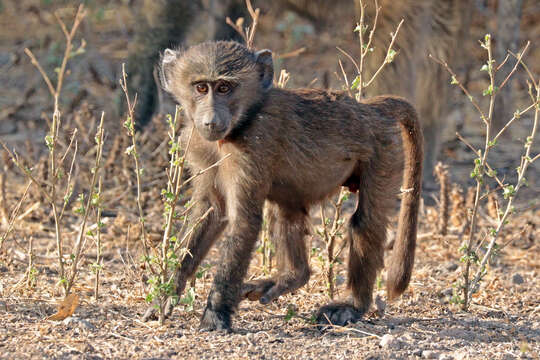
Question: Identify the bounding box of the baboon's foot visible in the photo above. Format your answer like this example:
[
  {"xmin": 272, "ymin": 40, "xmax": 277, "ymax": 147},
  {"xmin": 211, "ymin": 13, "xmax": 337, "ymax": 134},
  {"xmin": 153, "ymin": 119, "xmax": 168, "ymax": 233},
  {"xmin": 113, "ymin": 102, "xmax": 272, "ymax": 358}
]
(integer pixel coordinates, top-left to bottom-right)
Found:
[
  {"xmin": 199, "ymin": 306, "xmax": 232, "ymax": 332},
  {"xmin": 141, "ymin": 297, "xmax": 174, "ymax": 322},
  {"xmin": 242, "ymin": 279, "xmax": 276, "ymax": 303},
  {"xmin": 315, "ymin": 302, "xmax": 365, "ymax": 327},
  {"xmin": 242, "ymin": 273, "xmax": 309, "ymax": 304}
]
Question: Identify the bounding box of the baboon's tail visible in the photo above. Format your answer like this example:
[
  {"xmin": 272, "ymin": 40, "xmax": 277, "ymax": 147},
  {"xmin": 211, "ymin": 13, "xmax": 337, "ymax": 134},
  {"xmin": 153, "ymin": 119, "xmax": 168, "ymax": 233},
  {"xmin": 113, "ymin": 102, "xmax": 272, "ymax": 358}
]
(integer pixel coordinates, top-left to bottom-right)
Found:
[{"xmin": 379, "ymin": 96, "xmax": 424, "ymax": 300}]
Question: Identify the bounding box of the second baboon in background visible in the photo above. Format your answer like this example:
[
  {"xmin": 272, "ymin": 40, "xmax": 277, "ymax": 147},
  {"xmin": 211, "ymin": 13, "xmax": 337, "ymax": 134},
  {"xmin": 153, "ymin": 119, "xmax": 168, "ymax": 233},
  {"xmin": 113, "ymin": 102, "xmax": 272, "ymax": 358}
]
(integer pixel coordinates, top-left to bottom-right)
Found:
[
  {"xmin": 359, "ymin": 0, "xmax": 473, "ymax": 184},
  {"xmin": 142, "ymin": 41, "xmax": 423, "ymax": 330}
]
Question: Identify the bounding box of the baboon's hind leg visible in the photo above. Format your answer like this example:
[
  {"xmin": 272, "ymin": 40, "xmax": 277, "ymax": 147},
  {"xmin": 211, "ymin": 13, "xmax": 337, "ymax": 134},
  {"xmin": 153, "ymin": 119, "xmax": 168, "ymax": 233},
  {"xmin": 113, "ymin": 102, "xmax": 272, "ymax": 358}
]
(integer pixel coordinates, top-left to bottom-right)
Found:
[
  {"xmin": 243, "ymin": 204, "xmax": 310, "ymax": 304},
  {"xmin": 317, "ymin": 164, "xmax": 393, "ymax": 326}
]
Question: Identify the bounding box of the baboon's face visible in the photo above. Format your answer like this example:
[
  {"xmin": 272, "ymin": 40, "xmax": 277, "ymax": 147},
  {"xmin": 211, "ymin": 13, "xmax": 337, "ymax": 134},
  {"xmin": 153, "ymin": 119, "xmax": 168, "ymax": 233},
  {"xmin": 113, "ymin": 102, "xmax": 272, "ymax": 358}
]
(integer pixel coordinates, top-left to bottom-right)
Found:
[
  {"xmin": 186, "ymin": 78, "xmax": 235, "ymax": 141},
  {"xmin": 160, "ymin": 41, "xmax": 273, "ymax": 141}
]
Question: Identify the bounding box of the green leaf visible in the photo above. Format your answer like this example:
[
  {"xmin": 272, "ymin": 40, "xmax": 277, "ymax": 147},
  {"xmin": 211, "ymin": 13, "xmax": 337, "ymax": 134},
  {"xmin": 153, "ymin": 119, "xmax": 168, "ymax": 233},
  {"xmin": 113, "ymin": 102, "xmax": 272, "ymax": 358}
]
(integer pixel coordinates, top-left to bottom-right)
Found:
[
  {"xmin": 350, "ymin": 75, "xmax": 361, "ymax": 91},
  {"xmin": 503, "ymin": 184, "xmax": 515, "ymax": 199},
  {"xmin": 284, "ymin": 304, "xmax": 296, "ymax": 322},
  {"xmin": 385, "ymin": 49, "xmax": 397, "ymax": 63},
  {"xmin": 45, "ymin": 135, "xmax": 54, "ymax": 150}
]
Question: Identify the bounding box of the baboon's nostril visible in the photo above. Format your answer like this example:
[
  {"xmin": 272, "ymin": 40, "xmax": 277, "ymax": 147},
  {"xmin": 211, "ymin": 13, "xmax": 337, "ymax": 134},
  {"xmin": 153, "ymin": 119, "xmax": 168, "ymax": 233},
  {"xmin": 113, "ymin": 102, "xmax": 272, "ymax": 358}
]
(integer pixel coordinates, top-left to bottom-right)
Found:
[
  {"xmin": 203, "ymin": 120, "xmax": 216, "ymax": 129},
  {"xmin": 203, "ymin": 116, "xmax": 218, "ymax": 129}
]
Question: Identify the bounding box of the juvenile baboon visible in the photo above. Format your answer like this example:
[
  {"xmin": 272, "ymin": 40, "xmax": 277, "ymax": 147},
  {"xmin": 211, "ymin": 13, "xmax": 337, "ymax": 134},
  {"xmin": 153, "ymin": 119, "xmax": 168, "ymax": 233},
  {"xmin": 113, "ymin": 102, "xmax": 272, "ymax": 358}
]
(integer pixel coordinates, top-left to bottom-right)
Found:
[
  {"xmin": 127, "ymin": 0, "xmax": 470, "ymax": 186},
  {"xmin": 142, "ymin": 41, "xmax": 423, "ymax": 330}
]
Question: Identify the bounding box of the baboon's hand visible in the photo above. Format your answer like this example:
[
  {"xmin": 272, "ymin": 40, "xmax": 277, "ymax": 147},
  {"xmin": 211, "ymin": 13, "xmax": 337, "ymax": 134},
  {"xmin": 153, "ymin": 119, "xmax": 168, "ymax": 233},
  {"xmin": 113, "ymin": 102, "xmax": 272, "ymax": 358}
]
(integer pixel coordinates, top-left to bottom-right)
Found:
[
  {"xmin": 315, "ymin": 303, "xmax": 364, "ymax": 328},
  {"xmin": 141, "ymin": 297, "xmax": 175, "ymax": 322}
]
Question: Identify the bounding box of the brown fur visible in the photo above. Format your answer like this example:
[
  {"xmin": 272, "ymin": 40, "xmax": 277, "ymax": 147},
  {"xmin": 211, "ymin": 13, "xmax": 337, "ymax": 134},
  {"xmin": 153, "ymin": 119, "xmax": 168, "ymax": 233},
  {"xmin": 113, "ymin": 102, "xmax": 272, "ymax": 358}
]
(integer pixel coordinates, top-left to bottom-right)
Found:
[
  {"xmin": 142, "ymin": 41, "xmax": 423, "ymax": 330},
  {"xmin": 129, "ymin": 0, "xmax": 470, "ymax": 186},
  {"xmin": 265, "ymin": 0, "xmax": 471, "ymax": 184}
]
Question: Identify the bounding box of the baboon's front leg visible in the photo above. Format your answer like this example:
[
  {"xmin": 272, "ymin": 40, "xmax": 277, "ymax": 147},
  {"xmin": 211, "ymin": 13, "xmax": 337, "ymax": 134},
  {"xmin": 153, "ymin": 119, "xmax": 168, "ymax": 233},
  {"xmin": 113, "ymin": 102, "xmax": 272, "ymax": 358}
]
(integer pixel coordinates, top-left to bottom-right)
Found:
[
  {"xmin": 142, "ymin": 192, "xmax": 226, "ymax": 322},
  {"xmin": 242, "ymin": 205, "xmax": 310, "ymax": 304},
  {"xmin": 199, "ymin": 185, "xmax": 265, "ymax": 331}
]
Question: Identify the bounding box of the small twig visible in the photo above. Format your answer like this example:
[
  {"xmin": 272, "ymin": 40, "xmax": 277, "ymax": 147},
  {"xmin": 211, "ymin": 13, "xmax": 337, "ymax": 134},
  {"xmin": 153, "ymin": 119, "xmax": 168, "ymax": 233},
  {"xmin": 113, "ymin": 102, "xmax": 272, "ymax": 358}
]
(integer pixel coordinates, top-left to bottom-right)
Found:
[
  {"xmin": 0, "ymin": 180, "xmax": 31, "ymax": 252},
  {"xmin": 455, "ymin": 132, "xmax": 505, "ymax": 189},
  {"xmin": 336, "ymin": 46, "xmax": 360, "ymax": 74},
  {"xmin": 0, "ymin": 172, "xmax": 7, "ymax": 223},
  {"xmin": 277, "ymin": 47, "xmax": 306, "ymax": 59},
  {"xmin": 183, "ymin": 153, "xmax": 231, "ymax": 186},
  {"xmin": 363, "ymin": 19, "xmax": 404, "ymax": 89},
  {"xmin": 66, "ymin": 112, "xmax": 105, "ymax": 295},
  {"xmin": 430, "ymin": 54, "xmax": 487, "ymax": 124},
  {"xmin": 498, "ymin": 41, "xmax": 530, "ymax": 90},
  {"xmin": 26, "ymin": 237, "xmax": 35, "ymax": 288},
  {"xmin": 23, "ymin": 49, "xmax": 55, "ymax": 98},
  {"xmin": 226, "ymin": 0, "xmax": 260, "ymax": 49},
  {"xmin": 491, "ymin": 97, "xmax": 538, "ymax": 144},
  {"xmin": 94, "ymin": 177, "xmax": 103, "ymax": 300},
  {"xmin": 337, "ymin": 59, "xmax": 352, "ymax": 97},
  {"xmin": 59, "ymin": 138, "xmax": 78, "ymax": 221},
  {"xmin": 469, "ymin": 79, "xmax": 539, "ymax": 295},
  {"xmin": 120, "ymin": 63, "xmax": 153, "ymax": 273}
]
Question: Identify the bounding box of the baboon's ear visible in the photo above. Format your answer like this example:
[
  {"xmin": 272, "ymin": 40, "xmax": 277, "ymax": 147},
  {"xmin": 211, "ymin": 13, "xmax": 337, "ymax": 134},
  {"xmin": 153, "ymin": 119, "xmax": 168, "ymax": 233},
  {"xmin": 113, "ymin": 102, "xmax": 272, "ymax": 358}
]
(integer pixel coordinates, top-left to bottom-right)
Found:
[
  {"xmin": 255, "ymin": 49, "xmax": 273, "ymax": 91},
  {"xmin": 160, "ymin": 48, "xmax": 178, "ymax": 92}
]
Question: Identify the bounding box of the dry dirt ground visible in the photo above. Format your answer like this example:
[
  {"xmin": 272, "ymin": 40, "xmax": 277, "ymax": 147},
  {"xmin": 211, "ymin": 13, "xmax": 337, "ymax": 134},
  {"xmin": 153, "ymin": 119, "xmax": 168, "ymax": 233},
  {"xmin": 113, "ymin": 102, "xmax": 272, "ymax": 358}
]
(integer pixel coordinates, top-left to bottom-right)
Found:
[
  {"xmin": 0, "ymin": 1, "xmax": 539, "ymax": 359},
  {"xmin": 0, "ymin": 204, "xmax": 538, "ymax": 360}
]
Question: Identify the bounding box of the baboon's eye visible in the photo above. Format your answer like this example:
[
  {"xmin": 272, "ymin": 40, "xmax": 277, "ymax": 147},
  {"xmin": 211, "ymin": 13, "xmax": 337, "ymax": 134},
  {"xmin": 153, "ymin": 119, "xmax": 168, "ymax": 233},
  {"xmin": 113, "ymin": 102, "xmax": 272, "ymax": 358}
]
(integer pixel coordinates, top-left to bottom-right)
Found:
[
  {"xmin": 216, "ymin": 82, "xmax": 231, "ymax": 95},
  {"xmin": 195, "ymin": 83, "xmax": 209, "ymax": 94}
]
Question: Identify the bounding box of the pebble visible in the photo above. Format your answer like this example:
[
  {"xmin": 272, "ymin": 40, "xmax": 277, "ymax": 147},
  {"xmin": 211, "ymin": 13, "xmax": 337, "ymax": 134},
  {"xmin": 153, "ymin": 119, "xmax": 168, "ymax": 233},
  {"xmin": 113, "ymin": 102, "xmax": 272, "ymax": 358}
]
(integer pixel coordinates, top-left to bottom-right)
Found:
[
  {"xmin": 512, "ymin": 273, "xmax": 524, "ymax": 285},
  {"xmin": 62, "ymin": 316, "xmax": 96, "ymax": 331},
  {"xmin": 412, "ymin": 349, "xmax": 423, "ymax": 357},
  {"xmin": 422, "ymin": 350, "xmax": 441, "ymax": 359},
  {"xmin": 379, "ymin": 334, "xmax": 402, "ymax": 350}
]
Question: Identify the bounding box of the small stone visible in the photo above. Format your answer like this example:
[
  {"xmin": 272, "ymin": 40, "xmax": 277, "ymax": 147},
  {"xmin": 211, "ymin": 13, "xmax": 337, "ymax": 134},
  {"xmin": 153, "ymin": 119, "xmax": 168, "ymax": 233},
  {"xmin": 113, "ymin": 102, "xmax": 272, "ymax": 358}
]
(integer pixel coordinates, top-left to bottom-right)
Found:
[
  {"xmin": 379, "ymin": 334, "xmax": 402, "ymax": 350},
  {"xmin": 446, "ymin": 263, "xmax": 458, "ymax": 272},
  {"xmin": 422, "ymin": 350, "xmax": 441, "ymax": 359},
  {"xmin": 512, "ymin": 273, "xmax": 524, "ymax": 285},
  {"xmin": 335, "ymin": 274, "xmax": 346, "ymax": 285},
  {"xmin": 412, "ymin": 349, "xmax": 423, "ymax": 357},
  {"xmin": 62, "ymin": 316, "xmax": 96, "ymax": 331},
  {"xmin": 440, "ymin": 354, "xmax": 454, "ymax": 360}
]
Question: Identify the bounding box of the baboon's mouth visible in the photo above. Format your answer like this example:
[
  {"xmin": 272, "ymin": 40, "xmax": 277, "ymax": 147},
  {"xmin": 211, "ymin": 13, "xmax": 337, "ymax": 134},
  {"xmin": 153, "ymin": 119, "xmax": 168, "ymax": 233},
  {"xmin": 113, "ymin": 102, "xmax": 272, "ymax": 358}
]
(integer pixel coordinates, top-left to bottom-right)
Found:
[{"xmin": 199, "ymin": 127, "xmax": 228, "ymax": 141}]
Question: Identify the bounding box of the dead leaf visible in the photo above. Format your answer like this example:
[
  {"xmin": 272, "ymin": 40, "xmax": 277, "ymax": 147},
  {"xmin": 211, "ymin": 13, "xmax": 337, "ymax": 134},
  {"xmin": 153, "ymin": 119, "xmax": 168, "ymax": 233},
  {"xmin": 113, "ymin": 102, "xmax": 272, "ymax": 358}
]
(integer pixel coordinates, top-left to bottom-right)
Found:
[{"xmin": 46, "ymin": 293, "xmax": 79, "ymax": 321}]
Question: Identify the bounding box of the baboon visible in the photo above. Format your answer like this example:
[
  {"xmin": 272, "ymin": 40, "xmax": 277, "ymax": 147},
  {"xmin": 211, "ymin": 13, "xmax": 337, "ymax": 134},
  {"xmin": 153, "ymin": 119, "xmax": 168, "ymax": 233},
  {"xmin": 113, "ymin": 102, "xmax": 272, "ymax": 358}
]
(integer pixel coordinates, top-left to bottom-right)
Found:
[
  {"xmin": 493, "ymin": 0, "xmax": 524, "ymax": 133},
  {"xmin": 127, "ymin": 0, "xmax": 470, "ymax": 186},
  {"xmin": 142, "ymin": 41, "xmax": 423, "ymax": 330},
  {"xmin": 360, "ymin": 0, "xmax": 472, "ymax": 185}
]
